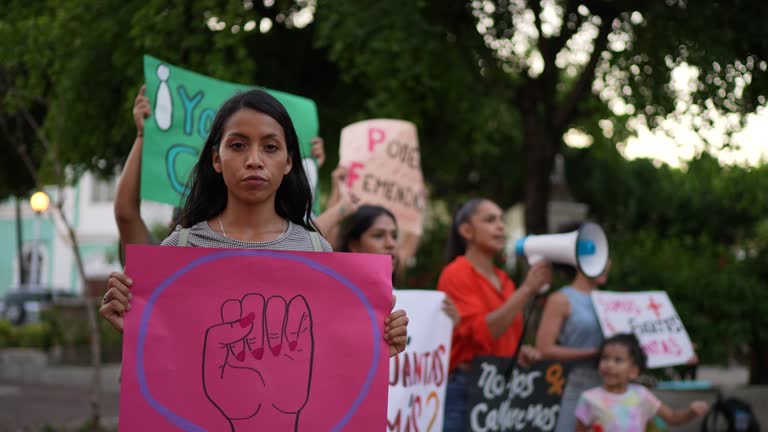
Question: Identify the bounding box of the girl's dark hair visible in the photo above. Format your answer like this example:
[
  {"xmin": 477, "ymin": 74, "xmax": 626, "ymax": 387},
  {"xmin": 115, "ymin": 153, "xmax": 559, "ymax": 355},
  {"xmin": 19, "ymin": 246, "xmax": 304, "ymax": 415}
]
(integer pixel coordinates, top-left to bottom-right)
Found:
[
  {"xmin": 177, "ymin": 89, "xmax": 317, "ymax": 231},
  {"xmin": 446, "ymin": 198, "xmax": 486, "ymax": 262},
  {"xmin": 599, "ymin": 333, "xmax": 648, "ymax": 372},
  {"xmin": 338, "ymin": 205, "xmax": 397, "ymax": 252}
]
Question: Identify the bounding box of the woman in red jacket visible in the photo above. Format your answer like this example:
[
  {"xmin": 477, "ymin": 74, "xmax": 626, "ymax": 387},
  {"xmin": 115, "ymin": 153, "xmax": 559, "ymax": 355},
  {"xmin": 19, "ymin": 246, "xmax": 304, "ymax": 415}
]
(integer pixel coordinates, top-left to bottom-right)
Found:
[{"xmin": 438, "ymin": 198, "xmax": 551, "ymax": 432}]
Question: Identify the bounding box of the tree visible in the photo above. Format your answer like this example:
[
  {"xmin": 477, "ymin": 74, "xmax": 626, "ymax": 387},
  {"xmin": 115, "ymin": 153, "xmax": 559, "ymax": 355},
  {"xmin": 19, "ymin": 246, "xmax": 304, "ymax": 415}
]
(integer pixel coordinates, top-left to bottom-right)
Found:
[
  {"xmin": 0, "ymin": 0, "xmax": 343, "ymax": 181},
  {"xmin": 316, "ymin": 0, "xmax": 768, "ymax": 232}
]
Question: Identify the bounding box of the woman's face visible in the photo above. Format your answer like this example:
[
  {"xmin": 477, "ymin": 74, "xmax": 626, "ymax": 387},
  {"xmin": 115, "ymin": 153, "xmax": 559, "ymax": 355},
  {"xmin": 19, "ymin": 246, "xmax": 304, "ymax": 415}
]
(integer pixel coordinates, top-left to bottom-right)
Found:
[
  {"xmin": 349, "ymin": 214, "xmax": 399, "ymax": 258},
  {"xmin": 212, "ymin": 108, "xmax": 292, "ymax": 205},
  {"xmin": 461, "ymin": 200, "xmax": 506, "ymax": 254}
]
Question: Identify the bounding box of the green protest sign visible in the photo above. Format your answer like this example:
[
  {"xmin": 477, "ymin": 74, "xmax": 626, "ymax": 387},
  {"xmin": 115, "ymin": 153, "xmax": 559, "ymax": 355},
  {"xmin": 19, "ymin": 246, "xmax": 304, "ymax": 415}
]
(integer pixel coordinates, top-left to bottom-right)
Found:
[{"xmin": 141, "ymin": 55, "xmax": 320, "ymax": 208}]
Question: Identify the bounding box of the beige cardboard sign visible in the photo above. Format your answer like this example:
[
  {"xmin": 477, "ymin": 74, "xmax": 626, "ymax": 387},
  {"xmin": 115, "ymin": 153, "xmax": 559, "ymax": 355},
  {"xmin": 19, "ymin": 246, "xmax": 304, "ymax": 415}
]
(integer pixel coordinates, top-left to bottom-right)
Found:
[{"xmin": 340, "ymin": 120, "xmax": 426, "ymax": 235}]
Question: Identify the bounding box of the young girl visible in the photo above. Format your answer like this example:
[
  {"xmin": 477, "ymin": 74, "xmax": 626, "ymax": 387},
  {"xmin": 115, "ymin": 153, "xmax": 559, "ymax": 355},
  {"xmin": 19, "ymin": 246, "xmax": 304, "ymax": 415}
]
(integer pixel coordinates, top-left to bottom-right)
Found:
[
  {"xmin": 337, "ymin": 204, "xmax": 459, "ymax": 324},
  {"xmin": 438, "ymin": 198, "xmax": 550, "ymax": 432},
  {"xmin": 100, "ymin": 89, "xmax": 408, "ymax": 358},
  {"xmin": 575, "ymin": 333, "xmax": 709, "ymax": 431}
]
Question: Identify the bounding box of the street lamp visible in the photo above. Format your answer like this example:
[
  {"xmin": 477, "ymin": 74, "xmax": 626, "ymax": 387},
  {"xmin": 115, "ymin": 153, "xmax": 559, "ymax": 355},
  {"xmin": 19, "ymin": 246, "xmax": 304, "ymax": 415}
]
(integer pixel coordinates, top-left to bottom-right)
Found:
[{"xmin": 27, "ymin": 191, "xmax": 49, "ymax": 289}]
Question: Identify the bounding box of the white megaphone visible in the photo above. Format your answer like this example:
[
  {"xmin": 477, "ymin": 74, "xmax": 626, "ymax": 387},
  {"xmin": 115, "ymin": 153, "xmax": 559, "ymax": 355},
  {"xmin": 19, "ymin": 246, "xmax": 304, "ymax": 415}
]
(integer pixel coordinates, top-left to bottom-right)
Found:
[{"xmin": 514, "ymin": 222, "xmax": 609, "ymax": 293}]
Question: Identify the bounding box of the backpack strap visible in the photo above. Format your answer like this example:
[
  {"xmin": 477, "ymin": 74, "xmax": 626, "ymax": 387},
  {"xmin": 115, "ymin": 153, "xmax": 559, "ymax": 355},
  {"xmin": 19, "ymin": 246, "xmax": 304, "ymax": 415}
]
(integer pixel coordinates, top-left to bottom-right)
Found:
[
  {"xmin": 178, "ymin": 228, "xmax": 190, "ymax": 247},
  {"xmin": 309, "ymin": 231, "xmax": 323, "ymax": 252},
  {"xmin": 701, "ymin": 393, "xmax": 724, "ymax": 432}
]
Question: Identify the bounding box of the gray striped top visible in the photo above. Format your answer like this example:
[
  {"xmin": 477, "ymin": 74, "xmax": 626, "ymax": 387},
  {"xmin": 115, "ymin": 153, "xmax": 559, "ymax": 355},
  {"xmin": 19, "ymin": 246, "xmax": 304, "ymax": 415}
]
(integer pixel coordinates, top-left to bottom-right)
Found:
[{"xmin": 161, "ymin": 220, "xmax": 333, "ymax": 252}]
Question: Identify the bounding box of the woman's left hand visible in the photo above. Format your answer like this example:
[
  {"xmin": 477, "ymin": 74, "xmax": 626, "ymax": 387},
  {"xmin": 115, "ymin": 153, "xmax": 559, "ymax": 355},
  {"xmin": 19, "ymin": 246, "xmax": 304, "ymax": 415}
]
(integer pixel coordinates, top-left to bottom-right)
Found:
[
  {"xmin": 385, "ymin": 295, "xmax": 409, "ymax": 357},
  {"xmin": 442, "ymin": 297, "xmax": 460, "ymax": 325},
  {"xmin": 517, "ymin": 345, "xmax": 542, "ymax": 368}
]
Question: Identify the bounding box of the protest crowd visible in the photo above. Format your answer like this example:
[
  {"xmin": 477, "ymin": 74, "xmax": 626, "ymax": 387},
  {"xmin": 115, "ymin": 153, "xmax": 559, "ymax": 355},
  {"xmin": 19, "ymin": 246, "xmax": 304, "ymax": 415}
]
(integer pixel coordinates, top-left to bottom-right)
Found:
[{"xmin": 95, "ymin": 61, "xmax": 756, "ymax": 432}]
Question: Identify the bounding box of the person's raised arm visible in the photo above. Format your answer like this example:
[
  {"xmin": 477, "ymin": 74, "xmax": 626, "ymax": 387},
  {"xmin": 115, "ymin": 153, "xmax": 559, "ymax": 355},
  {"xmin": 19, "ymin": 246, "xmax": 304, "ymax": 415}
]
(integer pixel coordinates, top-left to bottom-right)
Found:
[
  {"xmin": 535, "ymin": 291, "xmax": 600, "ymax": 361},
  {"xmin": 656, "ymin": 401, "xmax": 709, "ymax": 426},
  {"xmin": 315, "ymin": 165, "xmax": 359, "ymax": 246},
  {"xmin": 484, "ymin": 262, "xmax": 550, "ymax": 339},
  {"xmin": 115, "ymin": 85, "xmax": 151, "ymax": 256}
]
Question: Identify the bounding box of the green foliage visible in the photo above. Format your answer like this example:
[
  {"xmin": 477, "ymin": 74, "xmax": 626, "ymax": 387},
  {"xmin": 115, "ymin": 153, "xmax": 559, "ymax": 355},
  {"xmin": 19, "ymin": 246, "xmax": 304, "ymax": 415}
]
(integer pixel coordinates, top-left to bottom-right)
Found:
[
  {"xmin": 403, "ymin": 207, "xmax": 452, "ymax": 289},
  {"xmin": 561, "ymin": 145, "xmax": 768, "ymax": 379},
  {"xmin": 0, "ymin": 320, "xmax": 52, "ymax": 350},
  {"xmin": 2, "ymin": 0, "xmax": 766, "ymax": 208},
  {"xmin": 608, "ymin": 231, "xmax": 756, "ymax": 364},
  {"xmin": 0, "ymin": 0, "xmax": 348, "ymax": 192},
  {"xmin": 42, "ymin": 305, "xmax": 122, "ymax": 355},
  {"xmin": 0, "ymin": 320, "xmax": 16, "ymax": 347},
  {"xmin": 316, "ymin": 0, "xmax": 526, "ymax": 204}
]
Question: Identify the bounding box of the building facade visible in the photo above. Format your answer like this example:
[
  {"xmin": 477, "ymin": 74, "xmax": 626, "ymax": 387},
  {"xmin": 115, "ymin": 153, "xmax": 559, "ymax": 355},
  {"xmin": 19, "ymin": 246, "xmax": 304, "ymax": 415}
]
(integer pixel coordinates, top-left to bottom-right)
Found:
[{"xmin": 0, "ymin": 173, "xmax": 173, "ymax": 296}]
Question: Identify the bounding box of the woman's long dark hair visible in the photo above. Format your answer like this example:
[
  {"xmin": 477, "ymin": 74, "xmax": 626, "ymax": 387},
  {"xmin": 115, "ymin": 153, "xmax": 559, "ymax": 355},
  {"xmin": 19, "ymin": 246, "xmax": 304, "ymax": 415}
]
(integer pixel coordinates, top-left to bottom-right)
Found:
[
  {"xmin": 338, "ymin": 205, "xmax": 397, "ymax": 252},
  {"xmin": 177, "ymin": 89, "xmax": 317, "ymax": 231},
  {"xmin": 446, "ymin": 198, "xmax": 486, "ymax": 262}
]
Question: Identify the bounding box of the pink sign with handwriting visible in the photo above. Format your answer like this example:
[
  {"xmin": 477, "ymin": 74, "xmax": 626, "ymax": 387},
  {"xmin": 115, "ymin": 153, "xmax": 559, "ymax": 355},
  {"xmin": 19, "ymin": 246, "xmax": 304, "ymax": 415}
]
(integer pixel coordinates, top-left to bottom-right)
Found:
[
  {"xmin": 339, "ymin": 119, "xmax": 426, "ymax": 235},
  {"xmin": 120, "ymin": 245, "xmax": 392, "ymax": 431}
]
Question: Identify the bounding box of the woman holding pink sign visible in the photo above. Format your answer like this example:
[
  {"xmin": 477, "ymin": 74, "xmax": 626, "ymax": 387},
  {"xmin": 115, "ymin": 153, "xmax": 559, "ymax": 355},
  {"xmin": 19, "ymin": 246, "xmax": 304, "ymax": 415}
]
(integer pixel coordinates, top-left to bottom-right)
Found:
[
  {"xmin": 101, "ymin": 89, "xmax": 409, "ymax": 360},
  {"xmin": 113, "ymin": 85, "xmax": 327, "ymax": 261},
  {"xmin": 437, "ymin": 198, "xmax": 551, "ymax": 432}
]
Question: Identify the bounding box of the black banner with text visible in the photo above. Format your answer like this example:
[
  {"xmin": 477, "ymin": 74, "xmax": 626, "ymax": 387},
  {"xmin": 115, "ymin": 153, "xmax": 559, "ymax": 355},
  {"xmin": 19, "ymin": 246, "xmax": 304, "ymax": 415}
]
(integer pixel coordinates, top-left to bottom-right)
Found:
[{"xmin": 466, "ymin": 357, "xmax": 570, "ymax": 432}]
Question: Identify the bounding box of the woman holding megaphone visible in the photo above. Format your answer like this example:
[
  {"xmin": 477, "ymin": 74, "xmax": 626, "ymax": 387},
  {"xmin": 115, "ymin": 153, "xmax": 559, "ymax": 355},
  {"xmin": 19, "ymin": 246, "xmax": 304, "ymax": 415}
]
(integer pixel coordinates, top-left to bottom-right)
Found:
[
  {"xmin": 535, "ymin": 221, "xmax": 611, "ymax": 432},
  {"xmin": 438, "ymin": 198, "xmax": 551, "ymax": 432}
]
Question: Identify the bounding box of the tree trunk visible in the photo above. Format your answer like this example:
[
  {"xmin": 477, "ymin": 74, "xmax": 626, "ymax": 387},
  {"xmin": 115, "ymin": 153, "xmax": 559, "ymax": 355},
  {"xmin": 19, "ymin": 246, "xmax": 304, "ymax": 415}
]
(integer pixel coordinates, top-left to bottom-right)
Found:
[
  {"xmin": 522, "ymin": 110, "xmax": 557, "ymax": 234},
  {"xmin": 12, "ymin": 92, "xmax": 104, "ymax": 429},
  {"xmin": 53, "ymin": 200, "xmax": 103, "ymax": 428}
]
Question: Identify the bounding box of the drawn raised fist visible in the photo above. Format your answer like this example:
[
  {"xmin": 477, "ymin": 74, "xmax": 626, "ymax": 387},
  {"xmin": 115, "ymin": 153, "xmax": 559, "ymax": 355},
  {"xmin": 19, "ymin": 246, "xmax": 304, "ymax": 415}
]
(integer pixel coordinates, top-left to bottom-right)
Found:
[{"xmin": 203, "ymin": 294, "xmax": 314, "ymax": 431}]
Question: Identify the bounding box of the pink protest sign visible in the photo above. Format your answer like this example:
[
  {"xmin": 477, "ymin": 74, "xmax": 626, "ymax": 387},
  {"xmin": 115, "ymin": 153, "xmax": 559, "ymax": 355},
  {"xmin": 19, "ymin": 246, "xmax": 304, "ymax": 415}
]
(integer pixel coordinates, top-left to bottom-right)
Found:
[
  {"xmin": 339, "ymin": 119, "xmax": 426, "ymax": 235},
  {"xmin": 591, "ymin": 291, "xmax": 695, "ymax": 368},
  {"xmin": 121, "ymin": 244, "xmax": 392, "ymax": 431}
]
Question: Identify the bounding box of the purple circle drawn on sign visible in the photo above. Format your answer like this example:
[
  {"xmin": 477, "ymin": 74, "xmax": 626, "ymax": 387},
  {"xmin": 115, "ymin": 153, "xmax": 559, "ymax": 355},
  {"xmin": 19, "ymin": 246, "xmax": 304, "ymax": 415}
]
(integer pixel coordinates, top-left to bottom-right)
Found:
[{"xmin": 135, "ymin": 250, "xmax": 381, "ymax": 432}]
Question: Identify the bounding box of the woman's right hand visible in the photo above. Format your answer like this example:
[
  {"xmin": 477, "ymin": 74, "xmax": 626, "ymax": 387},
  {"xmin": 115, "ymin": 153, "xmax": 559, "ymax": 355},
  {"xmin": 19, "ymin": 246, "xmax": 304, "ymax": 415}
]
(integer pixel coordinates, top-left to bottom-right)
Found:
[
  {"xmin": 133, "ymin": 84, "xmax": 151, "ymax": 135},
  {"xmin": 310, "ymin": 137, "xmax": 326, "ymax": 168},
  {"xmin": 331, "ymin": 165, "xmax": 348, "ymax": 192},
  {"xmin": 100, "ymin": 271, "xmax": 134, "ymax": 333},
  {"xmin": 517, "ymin": 344, "xmax": 542, "ymax": 368},
  {"xmin": 520, "ymin": 262, "xmax": 552, "ymax": 295}
]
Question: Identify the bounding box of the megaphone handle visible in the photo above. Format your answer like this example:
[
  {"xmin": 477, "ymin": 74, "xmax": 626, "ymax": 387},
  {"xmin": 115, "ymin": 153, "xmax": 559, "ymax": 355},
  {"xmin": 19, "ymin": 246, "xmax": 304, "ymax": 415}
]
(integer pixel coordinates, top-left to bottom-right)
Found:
[{"xmin": 527, "ymin": 254, "xmax": 550, "ymax": 294}]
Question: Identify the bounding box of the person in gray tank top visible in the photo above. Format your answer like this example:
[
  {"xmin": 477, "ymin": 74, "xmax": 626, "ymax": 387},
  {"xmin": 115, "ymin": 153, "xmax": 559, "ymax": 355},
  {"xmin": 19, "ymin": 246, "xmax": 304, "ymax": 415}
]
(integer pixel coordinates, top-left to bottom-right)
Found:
[{"xmin": 536, "ymin": 222, "xmax": 611, "ymax": 432}]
